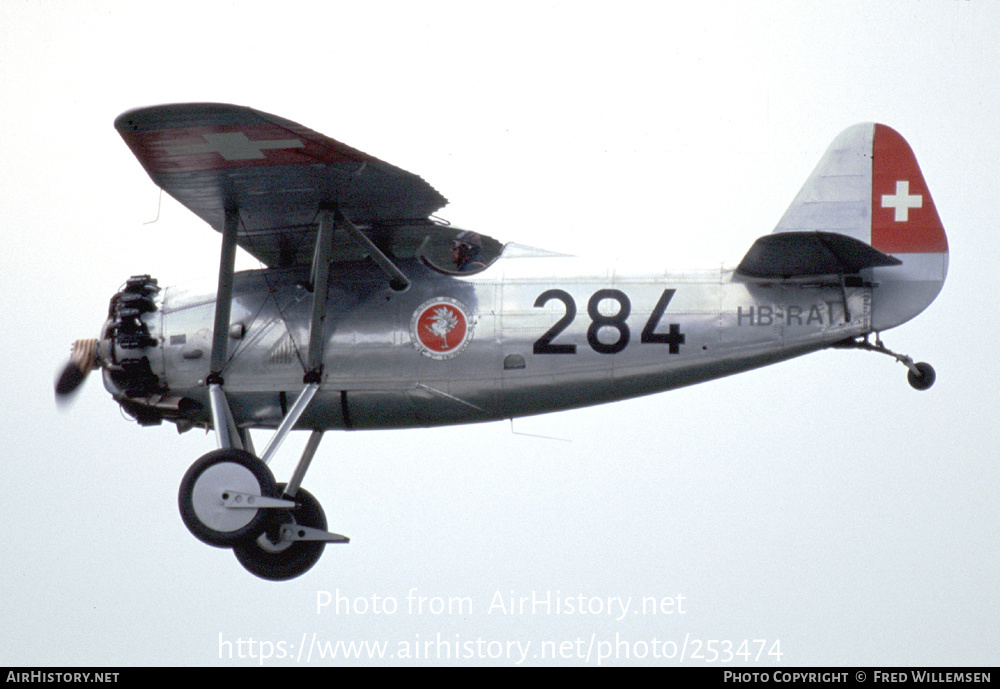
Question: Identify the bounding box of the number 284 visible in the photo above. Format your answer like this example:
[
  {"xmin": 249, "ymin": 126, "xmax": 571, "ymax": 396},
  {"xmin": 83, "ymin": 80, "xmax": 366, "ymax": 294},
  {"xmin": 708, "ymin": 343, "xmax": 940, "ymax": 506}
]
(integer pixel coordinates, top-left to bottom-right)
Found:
[{"xmin": 532, "ymin": 288, "xmax": 686, "ymax": 355}]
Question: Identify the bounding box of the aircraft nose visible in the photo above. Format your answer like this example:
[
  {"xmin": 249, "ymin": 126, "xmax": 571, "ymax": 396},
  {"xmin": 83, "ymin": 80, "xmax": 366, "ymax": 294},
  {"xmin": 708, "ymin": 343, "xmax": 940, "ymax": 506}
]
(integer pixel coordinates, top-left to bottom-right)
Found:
[{"xmin": 102, "ymin": 275, "xmax": 165, "ymax": 399}]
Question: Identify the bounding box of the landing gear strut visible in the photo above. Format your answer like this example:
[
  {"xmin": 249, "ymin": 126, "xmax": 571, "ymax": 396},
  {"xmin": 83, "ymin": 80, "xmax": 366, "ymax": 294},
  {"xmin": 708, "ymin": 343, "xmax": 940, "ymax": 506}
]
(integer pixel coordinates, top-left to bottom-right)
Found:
[
  {"xmin": 835, "ymin": 335, "xmax": 936, "ymax": 390},
  {"xmin": 179, "ymin": 384, "xmax": 349, "ymax": 579},
  {"xmin": 180, "ymin": 381, "xmax": 349, "ymax": 580}
]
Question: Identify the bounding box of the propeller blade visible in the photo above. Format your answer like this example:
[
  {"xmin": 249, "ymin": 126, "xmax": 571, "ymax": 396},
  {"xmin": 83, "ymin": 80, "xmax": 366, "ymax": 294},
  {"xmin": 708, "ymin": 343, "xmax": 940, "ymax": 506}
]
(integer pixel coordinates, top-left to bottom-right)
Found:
[{"xmin": 55, "ymin": 339, "xmax": 99, "ymax": 401}]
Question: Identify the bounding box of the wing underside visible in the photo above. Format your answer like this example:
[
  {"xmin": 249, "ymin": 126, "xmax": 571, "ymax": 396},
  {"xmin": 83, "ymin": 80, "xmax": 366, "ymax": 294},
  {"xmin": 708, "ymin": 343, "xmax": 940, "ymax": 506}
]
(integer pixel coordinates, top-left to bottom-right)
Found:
[{"xmin": 115, "ymin": 103, "xmax": 452, "ymax": 267}]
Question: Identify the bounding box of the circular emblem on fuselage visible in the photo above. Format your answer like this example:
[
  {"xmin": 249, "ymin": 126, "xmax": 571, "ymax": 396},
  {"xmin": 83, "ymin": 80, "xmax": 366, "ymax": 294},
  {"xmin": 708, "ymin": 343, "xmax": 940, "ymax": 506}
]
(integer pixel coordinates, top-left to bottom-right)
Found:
[{"xmin": 410, "ymin": 297, "xmax": 474, "ymax": 360}]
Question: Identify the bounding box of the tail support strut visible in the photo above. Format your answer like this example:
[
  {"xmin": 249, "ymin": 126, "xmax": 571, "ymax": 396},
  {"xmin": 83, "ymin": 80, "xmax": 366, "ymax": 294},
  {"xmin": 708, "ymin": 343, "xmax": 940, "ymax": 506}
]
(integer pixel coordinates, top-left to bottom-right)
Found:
[{"xmin": 834, "ymin": 335, "xmax": 936, "ymax": 390}]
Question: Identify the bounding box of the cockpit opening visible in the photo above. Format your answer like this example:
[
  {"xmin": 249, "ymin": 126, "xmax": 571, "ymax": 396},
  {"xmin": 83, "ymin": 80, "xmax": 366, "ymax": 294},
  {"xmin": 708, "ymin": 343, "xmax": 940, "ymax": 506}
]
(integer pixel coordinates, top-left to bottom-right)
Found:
[{"xmin": 418, "ymin": 227, "xmax": 504, "ymax": 276}]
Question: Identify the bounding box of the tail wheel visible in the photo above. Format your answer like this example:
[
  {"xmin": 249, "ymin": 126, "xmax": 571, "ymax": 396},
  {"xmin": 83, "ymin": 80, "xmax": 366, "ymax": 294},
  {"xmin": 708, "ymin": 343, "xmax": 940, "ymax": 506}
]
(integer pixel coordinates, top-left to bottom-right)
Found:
[
  {"xmin": 178, "ymin": 449, "xmax": 276, "ymax": 547},
  {"xmin": 907, "ymin": 362, "xmax": 936, "ymax": 391},
  {"xmin": 233, "ymin": 484, "xmax": 327, "ymax": 581},
  {"xmin": 834, "ymin": 338, "xmax": 938, "ymax": 392}
]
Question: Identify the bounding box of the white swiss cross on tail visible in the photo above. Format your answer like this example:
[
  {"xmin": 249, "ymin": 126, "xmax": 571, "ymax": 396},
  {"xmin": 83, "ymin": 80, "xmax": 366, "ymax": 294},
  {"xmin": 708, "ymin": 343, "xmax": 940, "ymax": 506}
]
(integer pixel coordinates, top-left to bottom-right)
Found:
[{"xmin": 881, "ymin": 180, "xmax": 923, "ymax": 222}]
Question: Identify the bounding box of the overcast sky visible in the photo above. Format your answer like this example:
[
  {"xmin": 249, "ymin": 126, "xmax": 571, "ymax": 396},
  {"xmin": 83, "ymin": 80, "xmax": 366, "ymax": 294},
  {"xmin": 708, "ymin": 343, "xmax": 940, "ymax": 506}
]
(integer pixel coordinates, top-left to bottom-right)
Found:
[{"xmin": 2, "ymin": 0, "xmax": 997, "ymax": 667}]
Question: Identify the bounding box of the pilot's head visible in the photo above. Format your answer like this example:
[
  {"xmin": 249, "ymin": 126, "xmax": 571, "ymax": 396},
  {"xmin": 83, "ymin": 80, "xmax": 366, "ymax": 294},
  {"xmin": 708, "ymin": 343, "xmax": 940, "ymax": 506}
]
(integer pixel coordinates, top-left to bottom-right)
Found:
[{"xmin": 451, "ymin": 231, "xmax": 482, "ymax": 268}]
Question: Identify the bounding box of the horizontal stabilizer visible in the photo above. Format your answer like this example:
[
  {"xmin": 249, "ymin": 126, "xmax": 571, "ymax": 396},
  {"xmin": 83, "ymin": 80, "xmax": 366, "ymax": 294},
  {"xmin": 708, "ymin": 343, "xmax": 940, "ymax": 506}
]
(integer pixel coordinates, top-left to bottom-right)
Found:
[{"xmin": 736, "ymin": 231, "xmax": 901, "ymax": 279}]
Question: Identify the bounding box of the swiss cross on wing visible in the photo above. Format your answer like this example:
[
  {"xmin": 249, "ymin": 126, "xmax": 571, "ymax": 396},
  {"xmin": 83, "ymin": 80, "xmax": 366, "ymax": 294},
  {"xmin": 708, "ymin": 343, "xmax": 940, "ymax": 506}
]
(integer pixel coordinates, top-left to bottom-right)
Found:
[
  {"xmin": 120, "ymin": 123, "xmax": 370, "ymax": 174},
  {"xmin": 140, "ymin": 125, "xmax": 313, "ymax": 172},
  {"xmin": 163, "ymin": 131, "xmax": 305, "ymax": 161}
]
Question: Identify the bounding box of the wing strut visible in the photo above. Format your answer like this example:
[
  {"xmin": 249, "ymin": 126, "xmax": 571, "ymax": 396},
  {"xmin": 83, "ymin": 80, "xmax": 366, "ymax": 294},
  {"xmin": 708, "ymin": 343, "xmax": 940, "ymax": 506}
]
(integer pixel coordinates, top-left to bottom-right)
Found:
[
  {"xmin": 209, "ymin": 209, "xmax": 240, "ymax": 382},
  {"xmin": 302, "ymin": 207, "xmax": 410, "ymax": 378},
  {"xmin": 305, "ymin": 208, "xmax": 335, "ymax": 380},
  {"xmin": 200, "ymin": 206, "xmax": 343, "ymax": 508},
  {"xmin": 206, "ymin": 209, "xmax": 241, "ymax": 449},
  {"xmin": 253, "ymin": 208, "xmax": 333, "ymax": 462},
  {"xmin": 203, "ymin": 205, "xmax": 337, "ymax": 460},
  {"xmin": 340, "ymin": 213, "xmax": 410, "ymax": 292},
  {"xmin": 206, "ymin": 205, "xmax": 337, "ymax": 455}
]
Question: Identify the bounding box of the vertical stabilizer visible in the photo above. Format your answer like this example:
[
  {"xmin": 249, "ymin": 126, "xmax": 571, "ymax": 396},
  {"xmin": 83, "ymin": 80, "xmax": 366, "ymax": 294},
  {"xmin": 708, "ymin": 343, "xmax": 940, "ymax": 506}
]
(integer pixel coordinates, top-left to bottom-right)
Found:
[{"xmin": 773, "ymin": 123, "xmax": 948, "ymax": 331}]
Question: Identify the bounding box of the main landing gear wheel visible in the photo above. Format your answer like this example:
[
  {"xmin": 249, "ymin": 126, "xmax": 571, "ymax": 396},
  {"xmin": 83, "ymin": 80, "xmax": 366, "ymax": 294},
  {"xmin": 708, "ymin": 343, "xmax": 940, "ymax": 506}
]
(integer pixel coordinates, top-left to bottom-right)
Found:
[
  {"xmin": 907, "ymin": 362, "xmax": 936, "ymax": 391},
  {"xmin": 233, "ymin": 484, "xmax": 327, "ymax": 581},
  {"xmin": 178, "ymin": 449, "xmax": 277, "ymax": 547}
]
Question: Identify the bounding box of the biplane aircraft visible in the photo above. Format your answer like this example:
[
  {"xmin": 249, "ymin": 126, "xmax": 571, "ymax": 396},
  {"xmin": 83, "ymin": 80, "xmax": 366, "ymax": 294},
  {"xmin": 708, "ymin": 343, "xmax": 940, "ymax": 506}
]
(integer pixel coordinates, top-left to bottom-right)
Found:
[{"xmin": 55, "ymin": 104, "xmax": 948, "ymax": 580}]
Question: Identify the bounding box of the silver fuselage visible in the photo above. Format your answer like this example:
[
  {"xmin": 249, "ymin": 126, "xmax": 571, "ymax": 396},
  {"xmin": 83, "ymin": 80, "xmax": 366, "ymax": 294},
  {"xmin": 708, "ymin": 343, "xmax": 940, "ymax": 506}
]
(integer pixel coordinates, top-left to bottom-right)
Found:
[{"xmin": 103, "ymin": 244, "xmax": 871, "ymax": 431}]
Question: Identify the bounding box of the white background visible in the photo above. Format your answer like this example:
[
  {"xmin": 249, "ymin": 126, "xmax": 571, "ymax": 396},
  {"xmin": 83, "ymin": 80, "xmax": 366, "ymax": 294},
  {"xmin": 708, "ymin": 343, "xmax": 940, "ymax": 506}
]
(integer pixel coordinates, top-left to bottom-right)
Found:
[{"xmin": 1, "ymin": 1, "xmax": 996, "ymax": 666}]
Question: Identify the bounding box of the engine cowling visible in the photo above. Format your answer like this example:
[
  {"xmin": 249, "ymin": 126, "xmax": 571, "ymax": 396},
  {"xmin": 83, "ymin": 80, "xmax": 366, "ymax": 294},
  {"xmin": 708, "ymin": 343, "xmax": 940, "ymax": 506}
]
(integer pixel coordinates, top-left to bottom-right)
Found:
[{"xmin": 101, "ymin": 275, "xmax": 167, "ymax": 425}]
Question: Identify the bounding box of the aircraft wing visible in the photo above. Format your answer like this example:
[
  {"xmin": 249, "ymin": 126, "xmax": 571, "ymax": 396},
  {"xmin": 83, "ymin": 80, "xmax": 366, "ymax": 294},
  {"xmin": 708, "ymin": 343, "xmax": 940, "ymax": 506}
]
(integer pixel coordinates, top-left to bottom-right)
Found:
[{"xmin": 115, "ymin": 103, "xmax": 450, "ymax": 267}]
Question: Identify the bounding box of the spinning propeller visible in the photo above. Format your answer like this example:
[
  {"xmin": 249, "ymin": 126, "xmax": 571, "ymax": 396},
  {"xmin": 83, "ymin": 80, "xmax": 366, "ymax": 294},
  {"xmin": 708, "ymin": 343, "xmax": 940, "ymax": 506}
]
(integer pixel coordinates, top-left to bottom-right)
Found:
[{"xmin": 55, "ymin": 338, "xmax": 100, "ymax": 403}]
